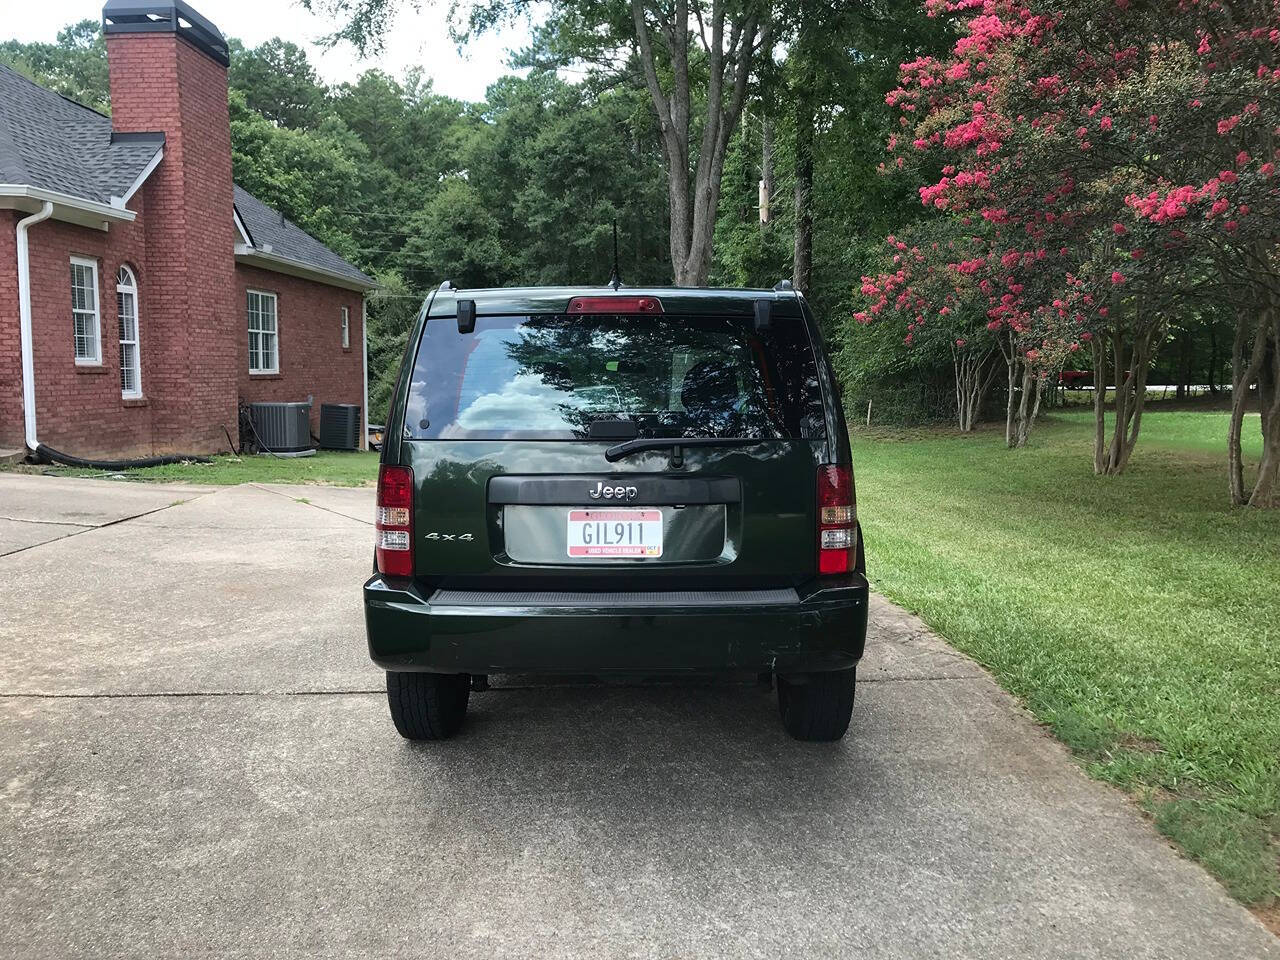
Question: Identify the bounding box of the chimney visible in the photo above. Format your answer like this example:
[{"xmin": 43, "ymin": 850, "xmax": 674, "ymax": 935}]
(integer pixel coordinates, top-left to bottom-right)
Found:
[{"xmin": 102, "ymin": 1, "xmax": 239, "ymax": 453}]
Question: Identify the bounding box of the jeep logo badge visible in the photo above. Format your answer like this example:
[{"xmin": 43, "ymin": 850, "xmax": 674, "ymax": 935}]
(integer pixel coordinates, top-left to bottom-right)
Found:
[{"xmin": 589, "ymin": 481, "xmax": 639, "ymax": 501}]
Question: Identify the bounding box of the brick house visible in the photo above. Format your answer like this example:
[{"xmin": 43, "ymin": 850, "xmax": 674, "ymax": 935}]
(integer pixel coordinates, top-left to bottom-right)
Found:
[{"xmin": 0, "ymin": 0, "xmax": 375, "ymax": 460}]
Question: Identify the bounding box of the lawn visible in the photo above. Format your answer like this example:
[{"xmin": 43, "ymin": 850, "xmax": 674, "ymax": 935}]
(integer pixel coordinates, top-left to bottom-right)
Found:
[
  {"xmin": 19, "ymin": 450, "xmax": 380, "ymax": 486},
  {"xmin": 853, "ymin": 408, "xmax": 1280, "ymax": 912}
]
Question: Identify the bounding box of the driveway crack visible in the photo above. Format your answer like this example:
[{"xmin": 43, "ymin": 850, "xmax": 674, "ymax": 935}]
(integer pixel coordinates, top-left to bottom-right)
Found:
[
  {"xmin": 0, "ymin": 493, "xmax": 213, "ymax": 559},
  {"xmin": 251, "ymin": 483, "xmax": 373, "ymax": 525}
]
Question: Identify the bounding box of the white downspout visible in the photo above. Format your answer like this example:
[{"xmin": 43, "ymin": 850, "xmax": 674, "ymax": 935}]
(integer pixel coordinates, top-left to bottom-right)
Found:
[
  {"xmin": 361, "ymin": 295, "xmax": 370, "ymax": 451},
  {"xmin": 16, "ymin": 201, "xmax": 54, "ymax": 453}
]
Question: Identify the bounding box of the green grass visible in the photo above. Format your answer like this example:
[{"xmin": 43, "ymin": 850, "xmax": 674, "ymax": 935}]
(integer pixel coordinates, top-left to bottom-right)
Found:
[
  {"xmin": 854, "ymin": 408, "xmax": 1280, "ymax": 908},
  {"xmin": 14, "ymin": 450, "xmax": 380, "ymax": 486}
]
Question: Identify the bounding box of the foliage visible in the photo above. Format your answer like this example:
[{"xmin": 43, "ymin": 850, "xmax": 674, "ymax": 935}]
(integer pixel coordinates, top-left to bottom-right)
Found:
[
  {"xmin": 863, "ymin": 0, "xmax": 1280, "ymax": 488},
  {"xmin": 0, "ymin": 19, "xmax": 110, "ymax": 113},
  {"xmin": 856, "ymin": 407, "xmax": 1278, "ymax": 906}
]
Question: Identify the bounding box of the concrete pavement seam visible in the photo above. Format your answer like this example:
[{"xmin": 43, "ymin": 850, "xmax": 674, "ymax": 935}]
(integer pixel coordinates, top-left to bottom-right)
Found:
[
  {"xmin": 0, "ymin": 490, "xmax": 217, "ymax": 559},
  {"xmin": 250, "ymin": 482, "xmax": 374, "ymax": 526},
  {"xmin": 0, "ymin": 515, "xmax": 96, "ymax": 528}
]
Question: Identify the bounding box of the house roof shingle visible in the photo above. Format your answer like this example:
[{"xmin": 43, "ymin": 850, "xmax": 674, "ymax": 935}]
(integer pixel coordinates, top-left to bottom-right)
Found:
[
  {"xmin": 0, "ymin": 62, "xmax": 373, "ymax": 290},
  {"xmin": 233, "ymin": 185, "xmax": 373, "ymax": 288},
  {"xmin": 0, "ymin": 63, "xmax": 162, "ymax": 204}
]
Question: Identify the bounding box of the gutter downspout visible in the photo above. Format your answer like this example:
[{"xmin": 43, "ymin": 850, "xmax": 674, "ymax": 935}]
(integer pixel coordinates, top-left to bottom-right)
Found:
[
  {"xmin": 362, "ymin": 296, "xmax": 370, "ymax": 451},
  {"xmin": 16, "ymin": 201, "xmax": 54, "ymax": 453}
]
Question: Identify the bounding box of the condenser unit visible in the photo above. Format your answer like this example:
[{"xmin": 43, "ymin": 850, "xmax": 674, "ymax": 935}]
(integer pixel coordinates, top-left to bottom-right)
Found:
[
  {"xmin": 319, "ymin": 403, "xmax": 361, "ymax": 451},
  {"xmin": 249, "ymin": 401, "xmax": 313, "ymax": 454}
]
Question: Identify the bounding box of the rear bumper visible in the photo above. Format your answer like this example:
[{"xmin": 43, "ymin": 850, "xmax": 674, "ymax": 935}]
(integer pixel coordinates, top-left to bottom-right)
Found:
[{"xmin": 364, "ymin": 577, "xmax": 868, "ymax": 675}]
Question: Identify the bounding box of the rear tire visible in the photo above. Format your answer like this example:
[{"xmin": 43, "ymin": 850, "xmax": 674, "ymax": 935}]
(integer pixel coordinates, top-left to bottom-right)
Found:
[
  {"xmin": 777, "ymin": 669, "xmax": 856, "ymax": 742},
  {"xmin": 386, "ymin": 671, "xmax": 470, "ymax": 741}
]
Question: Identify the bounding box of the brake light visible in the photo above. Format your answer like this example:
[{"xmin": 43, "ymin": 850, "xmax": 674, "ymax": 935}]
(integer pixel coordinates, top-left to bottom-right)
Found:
[
  {"xmin": 376, "ymin": 464, "xmax": 414, "ymax": 578},
  {"xmin": 817, "ymin": 465, "xmax": 856, "ymax": 575},
  {"xmin": 566, "ymin": 296, "xmax": 664, "ymax": 315}
]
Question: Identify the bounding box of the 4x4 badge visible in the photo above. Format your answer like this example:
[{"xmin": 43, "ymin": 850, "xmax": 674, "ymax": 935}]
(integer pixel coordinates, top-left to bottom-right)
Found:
[{"xmin": 589, "ymin": 481, "xmax": 639, "ymax": 501}]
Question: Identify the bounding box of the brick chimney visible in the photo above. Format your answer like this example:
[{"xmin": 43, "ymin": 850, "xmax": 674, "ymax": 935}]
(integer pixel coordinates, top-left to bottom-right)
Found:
[{"xmin": 103, "ymin": 0, "xmax": 238, "ymax": 452}]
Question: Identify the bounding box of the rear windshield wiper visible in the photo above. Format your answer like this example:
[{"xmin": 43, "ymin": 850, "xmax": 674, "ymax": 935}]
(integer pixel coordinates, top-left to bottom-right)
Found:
[{"xmin": 604, "ymin": 437, "xmax": 759, "ymax": 464}]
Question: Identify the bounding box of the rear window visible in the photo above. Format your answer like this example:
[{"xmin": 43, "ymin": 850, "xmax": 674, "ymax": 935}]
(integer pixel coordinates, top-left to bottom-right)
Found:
[{"xmin": 403, "ymin": 313, "xmax": 826, "ymax": 441}]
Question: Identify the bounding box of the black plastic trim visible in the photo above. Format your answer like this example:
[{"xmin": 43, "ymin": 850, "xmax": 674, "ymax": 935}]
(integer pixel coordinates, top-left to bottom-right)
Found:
[{"xmin": 488, "ymin": 475, "xmax": 741, "ymax": 506}]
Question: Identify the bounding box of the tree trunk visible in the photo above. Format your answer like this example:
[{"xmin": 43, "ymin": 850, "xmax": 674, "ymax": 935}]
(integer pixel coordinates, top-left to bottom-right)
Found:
[
  {"xmin": 792, "ymin": 2, "xmax": 816, "ymax": 294},
  {"xmin": 1228, "ymin": 310, "xmax": 1268, "ymax": 505},
  {"xmin": 1175, "ymin": 331, "xmax": 1192, "ymax": 400},
  {"xmin": 953, "ymin": 347, "xmax": 996, "ymax": 432},
  {"xmin": 1248, "ymin": 310, "xmax": 1280, "ymax": 507},
  {"xmin": 630, "ymin": 1, "xmax": 762, "ymax": 287},
  {"xmin": 1092, "ymin": 338, "xmax": 1107, "ymax": 473},
  {"xmin": 1002, "ymin": 337, "xmax": 1019, "ymax": 448},
  {"xmin": 760, "ymin": 118, "xmax": 774, "ymax": 227},
  {"xmin": 1011, "ymin": 364, "xmax": 1039, "ymax": 448},
  {"xmin": 1093, "ymin": 308, "xmax": 1165, "ymax": 476},
  {"xmin": 1208, "ymin": 324, "xmax": 1219, "ymax": 395}
]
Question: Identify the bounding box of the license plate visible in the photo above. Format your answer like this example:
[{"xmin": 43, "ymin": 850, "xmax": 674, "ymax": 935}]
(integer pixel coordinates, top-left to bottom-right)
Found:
[{"xmin": 567, "ymin": 509, "xmax": 663, "ymax": 558}]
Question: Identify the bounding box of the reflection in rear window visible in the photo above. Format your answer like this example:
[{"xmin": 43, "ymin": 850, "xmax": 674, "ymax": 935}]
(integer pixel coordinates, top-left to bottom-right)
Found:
[{"xmin": 404, "ymin": 314, "xmax": 825, "ymax": 441}]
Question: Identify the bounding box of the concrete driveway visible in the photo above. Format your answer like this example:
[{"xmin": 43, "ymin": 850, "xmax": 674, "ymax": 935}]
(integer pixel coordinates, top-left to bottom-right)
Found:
[{"xmin": 0, "ymin": 473, "xmax": 1275, "ymax": 959}]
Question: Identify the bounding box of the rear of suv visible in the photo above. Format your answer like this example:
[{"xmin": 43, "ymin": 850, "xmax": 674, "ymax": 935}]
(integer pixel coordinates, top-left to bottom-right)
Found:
[{"xmin": 364, "ymin": 283, "xmax": 868, "ymax": 741}]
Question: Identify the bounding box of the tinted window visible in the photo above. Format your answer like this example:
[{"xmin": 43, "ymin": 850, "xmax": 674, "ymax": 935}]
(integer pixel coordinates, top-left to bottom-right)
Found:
[{"xmin": 404, "ymin": 313, "xmax": 825, "ymax": 441}]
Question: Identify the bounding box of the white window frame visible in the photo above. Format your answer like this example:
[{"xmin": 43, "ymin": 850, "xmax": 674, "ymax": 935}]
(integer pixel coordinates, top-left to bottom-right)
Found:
[
  {"xmin": 70, "ymin": 256, "xmax": 101, "ymax": 365},
  {"xmin": 247, "ymin": 289, "xmax": 279, "ymax": 375},
  {"xmin": 341, "ymin": 305, "xmax": 351, "ymax": 350},
  {"xmin": 116, "ymin": 265, "xmax": 142, "ymax": 398}
]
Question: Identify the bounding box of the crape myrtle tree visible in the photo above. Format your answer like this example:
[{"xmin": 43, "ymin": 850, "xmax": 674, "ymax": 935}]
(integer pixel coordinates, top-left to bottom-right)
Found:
[
  {"xmin": 854, "ymin": 223, "xmax": 1006, "ymax": 434},
  {"xmin": 303, "ymin": 0, "xmax": 775, "ymax": 287},
  {"xmin": 876, "ymin": 0, "xmax": 1280, "ymax": 500}
]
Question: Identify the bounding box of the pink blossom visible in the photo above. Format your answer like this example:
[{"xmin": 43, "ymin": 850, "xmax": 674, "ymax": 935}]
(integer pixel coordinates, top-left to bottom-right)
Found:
[
  {"xmin": 1111, "ymin": 271, "xmax": 1125, "ymax": 285},
  {"xmin": 1113, "ymin": 223, "xmax": 1127, "ymax": 235},
  {"xmin": 1225, "ymin": 220, "xmax": 1239, "ymax": 232},
  {"xmin": 1218, "ymin": 116, "xmax": 1241, "ymax": 135},
  {"xmin": 1236, "ymin": 150, "xmax": 1251, "ymax": 166},
  {"xmin": 1261, "ymin": 162, "xmax": 1275, "ymax": 176},
  {"xmin": 1219, "ymin": 169, "xmax": 1239, "ymax": 184},
  {"xmin": 1100, "ymin": 116, "xmax": 1113, "ymax": 131}
]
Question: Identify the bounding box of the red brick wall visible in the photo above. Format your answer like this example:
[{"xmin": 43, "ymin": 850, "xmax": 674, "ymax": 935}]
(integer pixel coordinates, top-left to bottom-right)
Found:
[
  {"xmin": 18, "ymin": 205, "xmax": 171, "ymax": 458},
  {"xmin": 0, "ymin": 211, "xmax": 21, "ymax": 450},
  {"xmin": 236, "ymin": 265, "xmax": 366, "ymax": 439},
  {"xmin": 106, "ymin": 30, "xmax": 238, "ymax": 454}
]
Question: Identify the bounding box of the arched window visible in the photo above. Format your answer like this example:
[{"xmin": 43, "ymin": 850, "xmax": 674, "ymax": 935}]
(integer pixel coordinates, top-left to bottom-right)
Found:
[{"xmin": 117, "ymin": 266, "xmax": 142, "ymax": 398}]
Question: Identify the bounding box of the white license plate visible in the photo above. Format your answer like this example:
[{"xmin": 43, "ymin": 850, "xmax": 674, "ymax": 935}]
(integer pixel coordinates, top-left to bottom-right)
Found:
[{"xmin": 567, "ymin": 509, "xmax": 663, "ymax": 558}]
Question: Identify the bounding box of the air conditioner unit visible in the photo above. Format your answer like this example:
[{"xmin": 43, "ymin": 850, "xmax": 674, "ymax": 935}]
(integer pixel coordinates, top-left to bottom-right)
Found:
[
  {"xmin": 249, "ymin": 401, "xmax": 312, "ymax": 454},
  {"xmin": 319, "ymin": 403, "xmax": 361, "ymax": 451}
]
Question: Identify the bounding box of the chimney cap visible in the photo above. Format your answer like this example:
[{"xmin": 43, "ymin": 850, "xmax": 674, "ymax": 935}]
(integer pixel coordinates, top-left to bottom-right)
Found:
[{"xmin": 103, "ymin": 1, "xmax": 230, "ymax": 67}]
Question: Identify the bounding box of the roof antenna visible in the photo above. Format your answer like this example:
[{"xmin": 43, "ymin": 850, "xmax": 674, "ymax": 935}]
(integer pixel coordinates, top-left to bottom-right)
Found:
[{"xmin": 608, "ymin": 220, "xmax": 622, "ymax": 290}]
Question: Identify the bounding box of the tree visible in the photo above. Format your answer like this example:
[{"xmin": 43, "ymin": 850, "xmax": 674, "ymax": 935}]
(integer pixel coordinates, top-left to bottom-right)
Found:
[
  {"xmin": 878, "ymin": 0, "xmax": 1280, "ymax": 498},
  {"xmin": 0, "ymin": 19, "xmax": 110, "ymax": 113},
  {"xmin": 302, "ymin": 0, "xmax": 772, "ymax": 286},
  {"xmin": 855, "ymin": 226, "xmax": 1001, "ymax": 433},
  {"xmin": 228, "ymin": 38, "xmax": 330, "ymax": 129}
]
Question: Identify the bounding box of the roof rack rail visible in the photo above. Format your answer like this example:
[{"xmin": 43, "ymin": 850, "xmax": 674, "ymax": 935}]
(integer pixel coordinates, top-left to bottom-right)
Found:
[{"xmin": 774, "ymin": 279, "xmax": 794, "ymax": 292}]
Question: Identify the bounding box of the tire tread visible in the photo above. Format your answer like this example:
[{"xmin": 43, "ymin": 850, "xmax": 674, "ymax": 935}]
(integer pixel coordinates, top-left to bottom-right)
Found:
[{"xmin": 386, "ymin": 672, "xmax": 470, "ymax": 740}]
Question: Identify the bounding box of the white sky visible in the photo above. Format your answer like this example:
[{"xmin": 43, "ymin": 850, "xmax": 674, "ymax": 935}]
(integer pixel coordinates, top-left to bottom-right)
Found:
[{"xmin": 5, "ymin": 0, "xmax": 535, "ymax": 102}]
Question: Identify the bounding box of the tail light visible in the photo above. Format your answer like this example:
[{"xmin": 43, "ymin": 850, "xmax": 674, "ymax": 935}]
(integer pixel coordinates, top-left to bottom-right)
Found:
[
  {"xmin": 566, "ymin": 296, "xmax": 664, "ymax": 314},
  {"xmin": 376, "ymin": 464, "xmax": 414, "ymax": 578},
  {"xmin": 817, "ymin": 465, "xmax": 856, "ymax": 575}
]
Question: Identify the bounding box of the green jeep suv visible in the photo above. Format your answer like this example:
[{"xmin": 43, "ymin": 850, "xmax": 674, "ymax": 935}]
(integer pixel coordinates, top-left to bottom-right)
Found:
[{"xmin": 364, "ymin": 283, "xmax": 868, "ymax": 742}]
